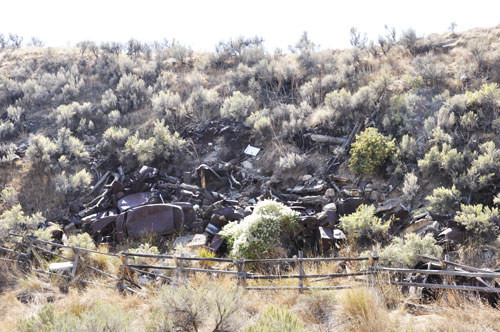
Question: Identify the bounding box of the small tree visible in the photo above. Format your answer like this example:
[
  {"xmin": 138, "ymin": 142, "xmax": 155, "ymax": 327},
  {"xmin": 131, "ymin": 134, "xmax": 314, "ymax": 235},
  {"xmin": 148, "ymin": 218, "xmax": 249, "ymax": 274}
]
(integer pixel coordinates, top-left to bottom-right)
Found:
[{"xmin": 349, "ymin": 127, "xmax": 396, "ymax": 175}]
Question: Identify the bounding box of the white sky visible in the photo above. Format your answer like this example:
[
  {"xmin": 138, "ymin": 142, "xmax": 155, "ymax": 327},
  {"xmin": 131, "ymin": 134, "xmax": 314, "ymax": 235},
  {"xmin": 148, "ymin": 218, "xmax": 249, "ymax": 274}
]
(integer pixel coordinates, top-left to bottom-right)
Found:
[{"xmin": 1, "ymin": 0, "xmax": 499, "ymax": 51}]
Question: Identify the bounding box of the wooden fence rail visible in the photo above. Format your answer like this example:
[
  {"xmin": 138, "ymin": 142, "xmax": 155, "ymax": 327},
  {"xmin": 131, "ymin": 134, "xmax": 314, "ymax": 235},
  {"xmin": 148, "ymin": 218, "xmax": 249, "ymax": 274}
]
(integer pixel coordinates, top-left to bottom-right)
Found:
[
  {"xmin": 3, "ymin": 234, "xmax": 500, "ymax": 295},
  {"xmin": 370, "ymin": 266, "xmax": 500, "ymax": 279}
]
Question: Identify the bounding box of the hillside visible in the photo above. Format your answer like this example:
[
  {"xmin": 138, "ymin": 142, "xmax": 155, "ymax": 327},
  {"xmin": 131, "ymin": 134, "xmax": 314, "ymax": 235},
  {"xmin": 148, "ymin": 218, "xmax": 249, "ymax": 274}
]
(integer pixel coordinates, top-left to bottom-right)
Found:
[{"xmin": 0, "ymin": 26, "xmax": 500, "ymax": 331}]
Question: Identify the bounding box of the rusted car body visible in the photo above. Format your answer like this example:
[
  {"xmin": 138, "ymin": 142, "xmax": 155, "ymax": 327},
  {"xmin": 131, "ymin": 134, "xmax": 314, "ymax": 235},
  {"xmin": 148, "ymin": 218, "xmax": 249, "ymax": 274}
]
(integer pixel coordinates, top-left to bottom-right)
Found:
[{"xmin": 89, "ymin": 203, "xmax": 195, "ymax": 242}]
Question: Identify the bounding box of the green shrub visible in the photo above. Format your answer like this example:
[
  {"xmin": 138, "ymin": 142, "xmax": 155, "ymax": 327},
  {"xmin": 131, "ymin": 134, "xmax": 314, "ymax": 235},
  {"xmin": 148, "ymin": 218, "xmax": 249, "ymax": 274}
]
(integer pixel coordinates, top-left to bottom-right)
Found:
[
  {"xmin": 220, "ymin": 91, "xmax": 256, "ymax": 120},
  {"xmin": 128, "ymin": 243, "xmax": 159, "ymax": 265},
  {"xmin": 0, "ymin": 204, "xmax": 44, "ymax": 237},
  {"xmin": 116, "ymin": 73, "xmax": 149, "ymax": 113},
  {"xmin": 55, "ymin": 128, "xmax": 89, "ymax": 162},
  {"xmin": 399, "ymin": 134, "xmax": 418, "ymax": 160},
  {"xmin": 186, "ymin": 87, "xmax": 220, "ymax": 121},
  {"xmin": 100, "ymin": 89, "xmax": 117, "ymax": 112},
  {"xmin": 339, "ymin": 204, "xmax": 390, "ymax": 245},
  {"xmin": 418, "ymin": 143, "xmax": 464, "ymax": 180},
  {"xmin": 150, "ymin": 283, "xmax": 243, "ymax": 332},
  {"xmin": 220, "ymin": 200, "xmax": 299, "ymax": 259},
  {"xmin": 152, "ymin": 90, "xmax": 184, "ymax": 121},
  {"xmin": 0, "ymin": 119, "xmax": 15, "ymax": 138},
  {"xmin": 349, "ymin": 127, "xmax": 396, "ymax": 175},
  {"xmin": 101, "ymin": 126, "xmax": 130, "ymax": 156},
  {"xmin": 245, "ymin": 305, "xmax": 306, "ymax": 332},
  {"xmin": 54, "ymin": 169, "xmax": 92, "ymax": 197},
  {"xmin": 62, "ymin": 232, "xmax": 96, "ymax": 258},
  {"xmin": 455, "ymin": 204, "xmax": 500, "ymax": 245},
  {"xmin": 426, "ymin": 185, "xmax": 460, "ymax": 215},
  {"xmin": 25, "ymin": 134, "xmax": 57, "ymax": 169},
  {"xmin": 466, "ymin": 141, "xmax": 500, "ymax": 192},
  {"xmin": 18, "ymin": 301, "xmax": 132, "ymax": 332},
  {"xmin": 0, "ymin": 186, "xmax": 19, "ymax": 207},
  {"xmin": 379, "ymin": 233, "xmax": 443, "ymax": 267},
  {"xmin": 402, "ymin": 172, "xmax": 419, "ymax": 208},
  {"xmin": 123, "ymin": 119, "xmax": 185, "ymax": 168}
]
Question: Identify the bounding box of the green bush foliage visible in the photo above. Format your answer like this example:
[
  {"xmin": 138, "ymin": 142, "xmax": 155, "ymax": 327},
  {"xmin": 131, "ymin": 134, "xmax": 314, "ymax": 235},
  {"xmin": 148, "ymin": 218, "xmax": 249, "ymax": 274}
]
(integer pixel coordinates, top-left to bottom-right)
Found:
[
  {"xmin": 0, "ymin": 204, "xmax": 44, "ymax": 237},
  {"xmin": 220, "ymin": 91, "xmax": 256, "ymax": 120},
  {"xmin": 339, "ymin": 204, "xmax": 390, "ymax": 245},
  {"xmin": 17, "ymin": 301, "xmax": 132, "ymax": 332},
  {"xmin": 349, "ymin": 127, "xmax": 396, "ymax": 175},
  {"xmin": 25, "ymin": 134, "xmax": 57, "ymax": 169},
  {"xmin": 122, "ymin": 119, "xmax": 185, "ymax": 168},
  {"xmin": 379, "ymin": 233, "xmax": 443, "ymax": 267},
  {"xmin": 245, "ymin": 305, "xmax": 307, "ymax": 332},
  {"xmin": 455, "ymin": 204, "xmax": 500, "ymax": 245},
  {"xmin": 0, "ymin": 186, "xmax": 19, "ymax": 207},
  {"xmin": 101, "ymin": 126, "xmax": 130, "ymax": 157},
  {"xmin": 220, "ymin": 200, "xmax": 299, "ymax": 259},
  {"xmin": 151, "ymin": 90, "xmax": 184, "ymax": 123},
  {"xmin": 62, "ymin": 232, "xmax": 96, "ymax": 258},
  {"xmin": 426, "ymin": 185, "xmax": 461, "ymax": 215},
  {"xmin": 150, "ymin": 283, "xmax": 243, "ymax": 332},
  {"xmin": 54, "ymin": 169, "xmax": 92, "ymax": 197}
]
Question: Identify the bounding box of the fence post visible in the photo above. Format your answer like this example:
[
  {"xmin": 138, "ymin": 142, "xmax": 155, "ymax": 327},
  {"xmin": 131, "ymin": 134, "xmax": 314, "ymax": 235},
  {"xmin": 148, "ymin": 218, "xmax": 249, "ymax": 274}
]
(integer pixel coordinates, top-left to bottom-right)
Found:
[
  {"xmin": 368, "ymin": 250, "xmax": 377, "ymax": 287},
  {"xmin": 174, "ymin": 255, "xmax": 180, "ymax": 285},
  {"xmin": 442, "ymin": 254, "xmax": 449, "ymax": 304},
  {"xmin": 296, "ymin": 251, "xmax": 304, "ymax": 293},
  {"xmin": 71, "ymin": 248, "xmax": 80, "ymax": 281},
  {"xmin": 237, "ymin": 259, "xmax": 246, "ymax": 288}
]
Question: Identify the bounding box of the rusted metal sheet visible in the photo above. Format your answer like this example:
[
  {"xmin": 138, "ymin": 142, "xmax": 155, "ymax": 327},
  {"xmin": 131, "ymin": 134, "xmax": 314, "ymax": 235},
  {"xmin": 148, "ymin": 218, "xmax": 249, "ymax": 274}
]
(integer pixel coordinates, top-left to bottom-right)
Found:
[
  {"xmin": 438, "ymin": 227, "xmax": 465, "ymax": 244},
  {"xmin": 318, "ymin": 210, "xmax": 338, "ymax": 228},
  {"xmin": 90, "ymin": 211, "xmax": 118, "ymax": 234},
  {"xmin": 318, "ymin": 227, "xmax": 333, "ymax": 252},
  {"xmin": 138, "ymin": 166, "xmax": 158, "ymax": 179},
  {"xmin": 209, "ymin": 234, "xmax": 224, "ymax": 252},
  {"xmin": 117, "ymin": 192, "xmax": 154, "ymax": 212},
  {"xmin": 116, "ymin": 204, "xmax": 182, "ymax": 241},
  {"xmin": 196, "ymin": 164, "xmax": 226, "ymax": 191}
]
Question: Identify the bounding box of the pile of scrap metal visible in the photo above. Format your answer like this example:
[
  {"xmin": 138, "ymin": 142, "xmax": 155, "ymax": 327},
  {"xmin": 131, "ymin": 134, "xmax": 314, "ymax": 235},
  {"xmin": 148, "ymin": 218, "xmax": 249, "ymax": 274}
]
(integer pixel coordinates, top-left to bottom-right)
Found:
[
  {"xmin": 76, "ymin": 166, "xmax": 199, "ymax": 242},
  {"xmin": 69, "ymin": 152, "xmax": 467, "ymax": 255},
  {"xmin": 71, "ymin": 160, "xmax": 418, "ymax": 251},
  {"xmin": 404, "ymin": 260, "xmax": 500, "ymax": 307}
]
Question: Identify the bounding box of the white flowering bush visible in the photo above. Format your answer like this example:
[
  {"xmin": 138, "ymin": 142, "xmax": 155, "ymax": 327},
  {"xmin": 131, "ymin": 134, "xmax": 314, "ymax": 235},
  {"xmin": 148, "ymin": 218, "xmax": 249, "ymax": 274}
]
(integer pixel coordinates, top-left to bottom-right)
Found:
[{"xmin": 220, "ymin": 200, "xmax": 299, "ymax": 259}]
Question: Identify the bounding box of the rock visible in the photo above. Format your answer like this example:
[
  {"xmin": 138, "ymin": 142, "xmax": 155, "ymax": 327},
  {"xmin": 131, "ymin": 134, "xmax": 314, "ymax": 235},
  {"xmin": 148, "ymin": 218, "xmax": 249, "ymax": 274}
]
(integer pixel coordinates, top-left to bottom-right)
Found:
[
  {"xmin": 172, "ymin": 235, "xmax": 195, "ymax": 249},
  {"xmin": 241, "ymin": 160, "xmax": 253, "ymax": 169},
  {"xmin": 343, "ymin": 188, "xmax": 362, "ymax": 197},
  {"xmin": 323, "ymin": 203, "xmax": 337, "ymax": 212},
  {"xmin": 186, "ymin": 234, "xmax": 208, "ymax": 248},
  {"xmin": 324, "ymin": 188, "xmax": 336, "ymax": 199},
  {"xmin": 302, "ymin": 174, "xmax": 313, "ymax": 181},
  {"xmin": 369, "ymin": 190, "xmax": 380, "ymax": 201}
]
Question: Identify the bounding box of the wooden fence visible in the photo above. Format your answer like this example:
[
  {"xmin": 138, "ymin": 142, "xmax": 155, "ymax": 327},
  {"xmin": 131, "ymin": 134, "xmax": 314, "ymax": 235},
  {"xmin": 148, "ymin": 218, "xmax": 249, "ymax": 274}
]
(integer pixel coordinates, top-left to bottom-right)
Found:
[{"xmin": 2, "ymin": 233, "xmax": 500, "ymax": 295}]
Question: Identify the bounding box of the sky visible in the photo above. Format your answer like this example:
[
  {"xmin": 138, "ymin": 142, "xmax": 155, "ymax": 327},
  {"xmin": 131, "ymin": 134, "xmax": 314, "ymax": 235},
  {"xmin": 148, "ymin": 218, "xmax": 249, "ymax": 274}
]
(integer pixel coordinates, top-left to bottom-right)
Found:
[{"xmin": 1, "ymin": 0, "xmax": 499, "ymax": 52}]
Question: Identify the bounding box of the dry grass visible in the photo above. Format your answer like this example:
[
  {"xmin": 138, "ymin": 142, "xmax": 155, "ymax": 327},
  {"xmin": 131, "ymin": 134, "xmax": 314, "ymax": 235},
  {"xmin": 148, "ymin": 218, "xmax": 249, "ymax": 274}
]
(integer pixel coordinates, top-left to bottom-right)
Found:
[
  {"xmin": 0, "ymin": 262, "xmax": 498, "ymax": 332},
  {"xmin": 337, "ymin": 287, "xmax": 395, "ymax": 332}
]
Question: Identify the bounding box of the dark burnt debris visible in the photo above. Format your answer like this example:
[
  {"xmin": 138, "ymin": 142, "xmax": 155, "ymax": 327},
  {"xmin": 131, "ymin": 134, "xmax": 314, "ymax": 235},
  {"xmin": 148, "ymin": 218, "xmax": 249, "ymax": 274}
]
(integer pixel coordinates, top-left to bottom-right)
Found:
[{"xmin": 68, "ymin": 141, "xmax": 465, "ymax": 257}]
